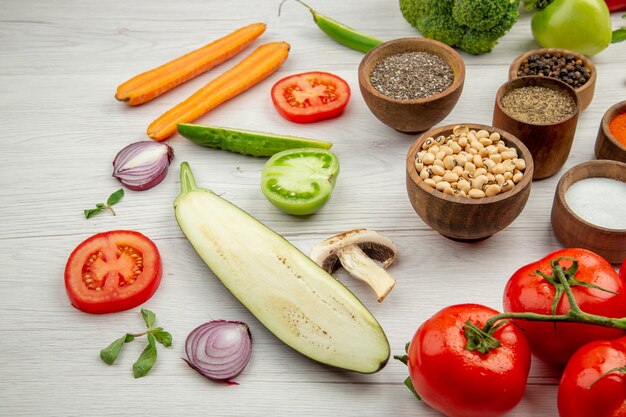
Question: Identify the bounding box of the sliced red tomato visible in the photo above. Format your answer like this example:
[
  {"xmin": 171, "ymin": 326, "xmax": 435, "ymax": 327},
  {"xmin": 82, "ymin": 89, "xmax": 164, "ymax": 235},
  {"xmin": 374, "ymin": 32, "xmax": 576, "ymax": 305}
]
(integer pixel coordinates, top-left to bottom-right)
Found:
[
  {"xmin": 65, "ymin": 230, "xmax": 162, "ymax": 314},
  {"xmin": 271, "ymin": 71, "xmax": 350, "ymax": 123}
]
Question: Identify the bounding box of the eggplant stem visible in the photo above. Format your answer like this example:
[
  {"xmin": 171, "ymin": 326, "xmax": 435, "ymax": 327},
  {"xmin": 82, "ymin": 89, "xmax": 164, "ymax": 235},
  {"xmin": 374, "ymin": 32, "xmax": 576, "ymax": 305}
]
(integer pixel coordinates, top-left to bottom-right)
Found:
[{"xmin": 180, "ymin": 162, "xmax": 199, "ymax": 195}]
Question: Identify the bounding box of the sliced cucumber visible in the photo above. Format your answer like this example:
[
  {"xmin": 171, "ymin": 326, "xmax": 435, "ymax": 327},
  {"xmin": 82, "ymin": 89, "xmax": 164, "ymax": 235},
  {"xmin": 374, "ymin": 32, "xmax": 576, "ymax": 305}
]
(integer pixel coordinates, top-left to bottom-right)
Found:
[
  {"xmin": 177, "ymin": 123, "xmax": 333, "ymax": 157},
  {"xmin": 174, "ymin": 162, "xmax": 389, "ymax": 373}
]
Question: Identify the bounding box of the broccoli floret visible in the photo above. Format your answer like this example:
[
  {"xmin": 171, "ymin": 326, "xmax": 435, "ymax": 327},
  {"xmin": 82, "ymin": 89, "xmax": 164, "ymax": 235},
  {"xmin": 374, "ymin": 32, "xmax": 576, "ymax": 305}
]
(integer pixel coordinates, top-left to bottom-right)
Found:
[
  {"xmin": 399, "ymin": 0, "xmax": 520, "ymax": 55},
  {"xmin": 452, "ymin": 0, "xmax": 508, "ymax": 30}
]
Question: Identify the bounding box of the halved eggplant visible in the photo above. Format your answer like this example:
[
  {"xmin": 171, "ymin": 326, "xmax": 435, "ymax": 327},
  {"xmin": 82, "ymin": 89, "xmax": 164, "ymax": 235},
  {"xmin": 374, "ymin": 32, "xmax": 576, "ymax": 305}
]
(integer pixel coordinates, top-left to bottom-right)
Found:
[{"xmin": 174, "ymin": 162, "xmax": 389, "ymax": 373}]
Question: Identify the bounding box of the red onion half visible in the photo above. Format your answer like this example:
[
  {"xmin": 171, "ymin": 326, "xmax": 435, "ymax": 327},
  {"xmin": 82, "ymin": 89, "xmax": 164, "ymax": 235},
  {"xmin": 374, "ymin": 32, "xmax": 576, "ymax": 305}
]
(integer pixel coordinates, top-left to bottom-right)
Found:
[
  {"xmin": 183, "ymin": 320, "xmax": 252, "ymax": 385},
  {"xmin": 112, "ymin": 141, "xmax": 174, "ymax": 191}
]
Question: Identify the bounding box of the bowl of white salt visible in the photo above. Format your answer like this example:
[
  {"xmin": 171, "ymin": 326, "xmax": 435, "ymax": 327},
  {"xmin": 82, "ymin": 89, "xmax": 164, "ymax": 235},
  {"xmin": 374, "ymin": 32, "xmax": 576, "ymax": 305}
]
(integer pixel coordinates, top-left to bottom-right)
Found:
[{"xmin": 551, "ymin": 160, "xmax": 626, "ymax": 263}]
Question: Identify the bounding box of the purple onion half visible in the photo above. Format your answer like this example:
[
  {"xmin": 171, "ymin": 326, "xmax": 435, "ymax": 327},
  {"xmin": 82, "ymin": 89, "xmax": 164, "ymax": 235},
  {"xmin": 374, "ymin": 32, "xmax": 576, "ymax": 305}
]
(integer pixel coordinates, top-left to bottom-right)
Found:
[
  {"xmin": 112, "ymin": 141, "xmax": 174, "ymax": 191},
  {"xmin": 183, "ymin": 320, "xmax": 252, "ymax": 385}
]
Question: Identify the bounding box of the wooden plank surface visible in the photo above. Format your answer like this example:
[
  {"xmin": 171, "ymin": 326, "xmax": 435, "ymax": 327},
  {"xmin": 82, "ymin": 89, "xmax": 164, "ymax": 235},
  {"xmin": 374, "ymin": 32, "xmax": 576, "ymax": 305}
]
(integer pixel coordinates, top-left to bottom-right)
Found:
[{"xmin": 1, "ymin": 1, "xmax": 625, "ymax": 415}]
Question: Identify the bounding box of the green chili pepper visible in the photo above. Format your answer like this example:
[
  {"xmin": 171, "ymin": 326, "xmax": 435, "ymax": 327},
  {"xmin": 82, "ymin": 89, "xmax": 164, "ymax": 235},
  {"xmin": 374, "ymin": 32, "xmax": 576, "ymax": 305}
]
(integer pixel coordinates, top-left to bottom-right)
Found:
[{"xmin": 279, "ymin": 0, "xmax": 383, "ymax": 53}]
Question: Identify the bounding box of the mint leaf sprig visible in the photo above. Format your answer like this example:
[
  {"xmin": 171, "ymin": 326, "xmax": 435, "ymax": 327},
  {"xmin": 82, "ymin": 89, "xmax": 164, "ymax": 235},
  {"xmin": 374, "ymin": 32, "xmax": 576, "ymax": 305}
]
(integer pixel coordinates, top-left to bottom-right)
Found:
[
  {"xmin": 84, "ymin": 188, "xmax": 124, "ymax": 219},
  {"xmin": 99, "ymin": 308, "xmax": 172, "ymax": 378}
]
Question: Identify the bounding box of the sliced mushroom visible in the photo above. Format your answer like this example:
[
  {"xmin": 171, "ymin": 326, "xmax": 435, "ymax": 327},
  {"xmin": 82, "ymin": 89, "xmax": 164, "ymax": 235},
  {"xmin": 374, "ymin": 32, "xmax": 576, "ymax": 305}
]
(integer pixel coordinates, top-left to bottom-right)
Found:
[{"xmin": 311, "ymin": 229, "xmax": 397, "ymax": 302}]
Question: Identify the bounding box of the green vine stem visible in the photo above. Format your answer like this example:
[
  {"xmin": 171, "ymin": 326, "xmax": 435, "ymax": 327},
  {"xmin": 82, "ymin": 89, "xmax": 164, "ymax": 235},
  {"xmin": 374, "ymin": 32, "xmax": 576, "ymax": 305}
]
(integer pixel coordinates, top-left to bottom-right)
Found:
[{"xmin": 464, "ymin": 257, "xmax": 626, "ymax": 353}]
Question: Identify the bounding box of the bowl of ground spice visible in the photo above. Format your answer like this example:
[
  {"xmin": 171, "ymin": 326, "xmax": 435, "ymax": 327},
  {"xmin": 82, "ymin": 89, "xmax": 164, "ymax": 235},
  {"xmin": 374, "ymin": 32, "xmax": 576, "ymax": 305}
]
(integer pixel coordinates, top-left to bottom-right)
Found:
[
  {"xmin": 358, "ymin": 38, "xmax": 465, "ymax": 133},
  {"xmin": 493, "ymin": 76, "xmax": 580, "ymax": 180},
  {"xmin": 509, "ymin": 48, "xmax": 596, "ymax": 112},
  {"xmin": 595, "ymin": 101, "xmax": 626, "ymax": 163},
  {"xmin": 406, "ymin": 123, "xmax": 533, "ymax": 241},
  {"xmin": 551, "ymin": 160, "xmax": 626, "ymax": 263}
]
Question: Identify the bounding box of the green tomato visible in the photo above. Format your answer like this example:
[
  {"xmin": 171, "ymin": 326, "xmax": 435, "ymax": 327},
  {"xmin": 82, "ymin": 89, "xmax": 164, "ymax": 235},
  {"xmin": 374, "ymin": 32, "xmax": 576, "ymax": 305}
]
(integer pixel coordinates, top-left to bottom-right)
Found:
[
  {"xmin": 261, "ymin": 148, "xmax": 339, "ymax": 216},
  {"xmin": 532, "ymin": 0, "xmax": 612, "ymax": 56}
]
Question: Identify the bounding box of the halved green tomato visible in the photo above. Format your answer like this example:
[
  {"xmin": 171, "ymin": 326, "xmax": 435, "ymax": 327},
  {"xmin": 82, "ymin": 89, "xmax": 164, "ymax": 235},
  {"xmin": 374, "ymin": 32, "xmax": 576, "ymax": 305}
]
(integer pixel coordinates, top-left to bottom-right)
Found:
[{"xmin": 261, "ymin": 148, "xmax": 340, "ymax": 216}]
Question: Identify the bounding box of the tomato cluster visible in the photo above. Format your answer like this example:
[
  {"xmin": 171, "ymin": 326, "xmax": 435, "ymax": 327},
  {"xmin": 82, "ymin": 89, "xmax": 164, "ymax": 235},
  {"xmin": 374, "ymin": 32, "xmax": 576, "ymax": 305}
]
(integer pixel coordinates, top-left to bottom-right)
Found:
[{"xmin": 404, "ymin": 250, "xmax": 626, "ymax": 417}]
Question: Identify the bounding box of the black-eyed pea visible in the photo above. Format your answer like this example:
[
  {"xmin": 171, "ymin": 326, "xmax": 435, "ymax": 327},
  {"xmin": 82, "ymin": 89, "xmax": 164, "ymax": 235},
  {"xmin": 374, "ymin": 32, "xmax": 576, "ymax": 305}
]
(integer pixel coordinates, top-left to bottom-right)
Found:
[
  {"xmin": 415, "ymin": 159, "xmax": 424, "ymax": 172},
  {"xmin": 474, "ymin": 168, "xmax": 487, "ymax": 177},
  {"xmin": 513, "ymin": 171, "xmax": 524, "ymax": 184},
  {"xmin": 456, "ymin": 154, "xmax": 467, "ymax": 167},
  {"xmin": 497, "ymin": 142, "xmax": 507, "ymax": 152},
  {"xmin": 458, "ymin": 178, "xmax": 471, "ymax": 193},
  {"xmin": 485, "ymin": 145, "xmax": 498, "ymax": 154},
  {"xmin": 435, "ymin": 181, "xmax": 451, "ymax": 191},
  {"xmin": 468, "ymin": 147, "xmax": 478, "ymax": 155},
  {"xmin": 479, "ymin": 148, "xmax": 490, "ymax": 158},
  {"xmin": 479, "ymin": 137, "xmax": 492, "ymax": 147},
  {"xmin": 435, "ymin": 151, "xmax": 446, "ymax": 160},
  {"xmin": 431, "ymin": 164, "xmax": 445, "ymax": 176},
  {"xmin": 458, "ymin": 136, "xmax": 468, "ymax": 147},
  {"xmin": 424, "ymin": 178, "xmax": 436, "ymax": 188},
  {"xmin": 422, "ymin": 138, "xmax": 434, "ymax": 150},
  {"xmin": 471, "ymin": 174, "xmax": 488, "ymax": 190},
  {"xmin": 495, "ymin": 174, "xmax": 505, "ymax": 185},
  {"xmin": 514, "ymin": 158, "xmax": 526, "ymax": 171},
  {"xmin": 501, "ymin": 180, "xmax": 514, "ymax": 192},
  {"xmin": 503, "ymin": 160, "xmax": 516, "ymax": 172},
  {"xmin": 489, "ymin": 153, "xmax": 503, "ymax": 163},
  {"xmin": 452, "ymin": 165, "xmax": 464, "ymax": 176},
  {"xmin": 504, "ymin": 171, "xmax": 513, "ymax": 181},
  {"xmin": 443, "ymin": 186, "xmax": 455, "ymax": 196},
  {"xmin": 484, "ymin": 159, "xmax": 496, "ymax": 171},
  {"xmin": 420, "ymin": 168, "xmax": 430, "ymax": 179},
  {"xmin": 473, "ymin": 154, "xmax": 483, "ymax": 167},
  {"xmin": 492, "ymin": 163, "xmax": 505, "ymax": 175},
  {"xmin": 471, "ymin": 140, "xmax": 484, "ymax": 152},
  {"xmin": 489, "ymin": 132, "xmax": 501, "ymax": 142},
  {"xmin": 485, "ymin": 184, "xmax": 501, "ymax": 197},
  {"xmin": 453, "ymin": 125, "xmax": 469, "ymax": 137},
  {"xmin": 501, "ymin": 150, "xmax": 516, "ymax": 160},
  {"xmin": 468, "ymin": 188, "xmax": 486, "ymax": 199},
  {"xmin": 423, "ymin": 153, "xmax": 435, "ymax": 165},
  {"xmin": 465, "ymin": 161, "xmax": 476, "ymax": 174},
  {"xmin": 450, "ymin": 142, "xmax": 462, "ymax": 153},
  {"xmin": 433, "ymin": 159, "xmax": 445, "ymax": 168},
  {"xmin": 476, "ymin": 130, "xmax": 489, "ymax": 139},
  {"xmin": 440, "ymin": 145, "xmax": 453, "ymax": 156},
  {"xmin": 435, "ymin": 135, "xmax": 446, "ymax": 145},
  {"xmin": 443, "ymin": 155, "xmax": 455, "ymax": 170},
  {"xmin": 456, "ymin": 189, "xmax": 467, "ymax": 198},
  {"xmin": 443, "ymin": 172, "xmax": 459, "ymax": 183},
  {"xmin": 428, "ymin": 145, "xmax": 440, "ymax": 155},
  {"xmin": 486, "ymin": 173, "xmax": 495, "ymax": 182}
]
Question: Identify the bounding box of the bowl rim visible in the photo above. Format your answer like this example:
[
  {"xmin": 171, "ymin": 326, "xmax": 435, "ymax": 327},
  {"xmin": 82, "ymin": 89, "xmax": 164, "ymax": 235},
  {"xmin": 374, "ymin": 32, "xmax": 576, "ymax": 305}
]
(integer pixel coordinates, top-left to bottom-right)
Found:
[
  {"xmin": 508, "ymin": 47, "xmax": 597, "ymax": 95},
  {"xmin": 600, "ymin": 100, "xmax": 626, "ymax": 152},
  {"xmin": 554, "ymin": 159, "xmax": 626, "ymax": 233},
  {"xmin": 495, "ymin": 76, "xmax": 580, "ymax": 127},
  {"xmin": 406, "ymin": 123, "xmax": 534, "ymax": 205},
  {"xmin": 358, "ymin": 37, "xmax": 466, "ymax": 105}
]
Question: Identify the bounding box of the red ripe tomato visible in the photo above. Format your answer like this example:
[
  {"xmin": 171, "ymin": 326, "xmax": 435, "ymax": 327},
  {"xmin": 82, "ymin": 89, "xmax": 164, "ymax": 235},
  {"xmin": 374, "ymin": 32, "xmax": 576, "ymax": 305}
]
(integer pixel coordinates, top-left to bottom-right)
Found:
[
  {"xmin": 65, "ymin": 230, "xmax": 162, "ymax": 314},
  {"xmin": 620, "ymin": 258, "xmax": 626, "ymax": 282},
  {"xmin": 408, "ymin": 304, "xmax": 531, "ymax": 417},
  {"xmin": 558, "ymin": 337, "xmax": 626, "ymax": 417},
  {"xmin": 271, "ymin": 71, "xmax": 350, "ymax": 123},
  {"xmin": 503, "ymin": 248, "xmax": 626, "ymax": 366}
]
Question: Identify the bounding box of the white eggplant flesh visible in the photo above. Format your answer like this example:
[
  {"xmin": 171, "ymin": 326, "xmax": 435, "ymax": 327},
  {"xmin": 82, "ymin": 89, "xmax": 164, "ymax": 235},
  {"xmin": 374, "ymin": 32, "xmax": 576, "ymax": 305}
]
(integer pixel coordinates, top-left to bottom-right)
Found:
[{"xmin": 174, "ymin": 162, "xmax": 390, "ymax": 373}]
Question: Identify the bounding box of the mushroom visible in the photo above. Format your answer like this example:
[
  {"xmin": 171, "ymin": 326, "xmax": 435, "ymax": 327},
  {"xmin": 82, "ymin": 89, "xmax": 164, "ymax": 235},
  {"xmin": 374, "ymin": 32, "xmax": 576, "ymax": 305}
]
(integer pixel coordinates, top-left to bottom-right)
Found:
[{"xmin": 311, "ymin": 229, "xmax": 397, "ymax": 302}]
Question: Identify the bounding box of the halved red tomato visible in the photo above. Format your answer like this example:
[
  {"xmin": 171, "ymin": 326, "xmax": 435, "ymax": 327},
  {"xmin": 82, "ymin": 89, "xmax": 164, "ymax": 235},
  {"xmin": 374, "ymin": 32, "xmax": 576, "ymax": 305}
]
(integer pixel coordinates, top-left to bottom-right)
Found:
[
  {"xmin": 65, "ymin": 230, "xmax": 162, "ymax": 314},
  {"xmin": 271, "ymin": 71, "xmax": 350, "ymax": 123}
]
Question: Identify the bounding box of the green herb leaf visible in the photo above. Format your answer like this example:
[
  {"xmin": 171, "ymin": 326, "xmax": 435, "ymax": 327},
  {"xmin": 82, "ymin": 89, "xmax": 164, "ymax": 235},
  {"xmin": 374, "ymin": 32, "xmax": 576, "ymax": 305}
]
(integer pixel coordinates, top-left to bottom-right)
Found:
[
  {"xmin": 100, "ymin": 335, "xmax": 127, "ymax": 365},
  {"xmin": 152, "ymin": 329, "xmax": 173, "ymax": 347},
  {"xmin": 141, "ymin": 308, "xmax": 156, "ymax": 328},
  {"xmin": 107, "ymin": 188, "xmax": 124, "ymax": 206},
  {"xmin": 133, "ymin": 333, "xmax": 158, "ymax": 378},
  {"xmin": 124, "ymin": 333, "xmax": 135, "ymax": 343},
  {"xmin": 84, "ymin": 208, "xmax": 102, "ymax": 219},
  {"xmin": 403, "ymin": 376, "xmax": 421, "ymax": 400},
  {"xmin": 612, "ymin": 28, "xmax": 626, "ymax": 43}
]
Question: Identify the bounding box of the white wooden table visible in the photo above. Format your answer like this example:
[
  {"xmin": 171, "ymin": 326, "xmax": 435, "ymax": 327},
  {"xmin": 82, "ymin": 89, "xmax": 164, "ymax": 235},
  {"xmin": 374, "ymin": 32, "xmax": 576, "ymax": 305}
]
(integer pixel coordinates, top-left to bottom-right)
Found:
[{"xmin": 1, "ymin": 1, "xmax": 625, "ymax": 416}]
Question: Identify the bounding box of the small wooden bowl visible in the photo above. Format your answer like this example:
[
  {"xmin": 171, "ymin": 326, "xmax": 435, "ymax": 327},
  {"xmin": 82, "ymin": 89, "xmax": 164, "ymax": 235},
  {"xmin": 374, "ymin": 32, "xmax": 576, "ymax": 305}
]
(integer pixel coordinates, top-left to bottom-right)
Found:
[
  {"xmin": 406, "ymin": 124, "xmax": 534, "ymax": 241},
  {"xmin": 551, "ymin": 160, "xmax": 626, "ymax": 263},
  {"xmin": 492, "ymin": 76, "xmax": 580, "ymax": 180},
  {"xmin": 595, "ymin": 101, "xmax": 626, "ymax": 163},
  {"xmin": 509, "ymin": 48, "xmax": 596, "ymax": 112},
  {"xmin": 358, "ymin": 38, "xmax": 465, "ymax": 133}
]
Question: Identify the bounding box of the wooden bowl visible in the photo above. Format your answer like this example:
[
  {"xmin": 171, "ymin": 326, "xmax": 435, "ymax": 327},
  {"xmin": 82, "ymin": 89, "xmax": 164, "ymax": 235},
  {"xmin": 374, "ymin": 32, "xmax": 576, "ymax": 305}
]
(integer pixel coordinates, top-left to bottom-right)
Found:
[
  {"xmin": 508, "ymin": 48, "xmax": 596, "ymax": 112},
  {"xmin": 492, "ymin": 76, "xmax": 580, "ymax": 180},
  {"xmin": 358, "ymin": 38, "xmax": 465, "ymax": 133},
  {"xmin": 595, "ymin": 101, "xmax": 626, "ymax": 163},
  {"xmin": 551, "ymin": 160, "xmax": 626, "ymax": 263},
  {"xmin": 406, "ymin": 124, "xmax": 534, "ymax": 241}
]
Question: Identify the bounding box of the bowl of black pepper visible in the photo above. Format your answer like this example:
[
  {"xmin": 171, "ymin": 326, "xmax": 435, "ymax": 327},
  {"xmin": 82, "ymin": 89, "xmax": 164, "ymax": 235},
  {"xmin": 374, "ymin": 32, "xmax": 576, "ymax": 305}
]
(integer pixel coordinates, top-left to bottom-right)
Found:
[
  {"xmin": 358, "ymin": 37, "xmax": 465, "ymax": 133},
  {"xmin": 509, "ymin": 48, "xmax": 596, "ymax": 112}
]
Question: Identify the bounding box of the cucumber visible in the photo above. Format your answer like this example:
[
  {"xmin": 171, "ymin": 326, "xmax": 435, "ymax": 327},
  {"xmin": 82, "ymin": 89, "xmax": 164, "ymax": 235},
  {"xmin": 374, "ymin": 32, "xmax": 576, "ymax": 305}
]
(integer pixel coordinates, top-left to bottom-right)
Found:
[
  {"xmin": 174, "ymin": 162, "xmax": 390, "ymax": 373},
  {"xmin": 177, "ymin": 123, "xmax": 333, "ymax": 157}
]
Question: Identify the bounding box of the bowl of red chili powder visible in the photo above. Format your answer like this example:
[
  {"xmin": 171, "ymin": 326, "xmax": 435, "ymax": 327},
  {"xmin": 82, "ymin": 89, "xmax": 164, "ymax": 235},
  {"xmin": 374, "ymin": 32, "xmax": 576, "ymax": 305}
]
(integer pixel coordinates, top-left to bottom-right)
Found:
[{"xmin": 595, "ymin": 101, "xmax": 626, "ymax": 163}]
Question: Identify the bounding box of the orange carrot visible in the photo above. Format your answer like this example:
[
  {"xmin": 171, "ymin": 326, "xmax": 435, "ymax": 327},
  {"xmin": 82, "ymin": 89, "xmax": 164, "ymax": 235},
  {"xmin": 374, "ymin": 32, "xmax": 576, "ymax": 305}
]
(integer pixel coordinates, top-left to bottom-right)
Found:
[
  {"xmin": 147, "ymin": 42, "xmax": 290, "ymax": 141},
  {"xmin": 116, "ymin": 22, "xmax": 266, "ymax": 106}
]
